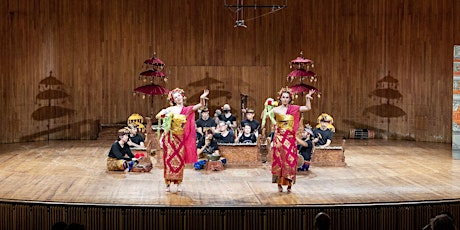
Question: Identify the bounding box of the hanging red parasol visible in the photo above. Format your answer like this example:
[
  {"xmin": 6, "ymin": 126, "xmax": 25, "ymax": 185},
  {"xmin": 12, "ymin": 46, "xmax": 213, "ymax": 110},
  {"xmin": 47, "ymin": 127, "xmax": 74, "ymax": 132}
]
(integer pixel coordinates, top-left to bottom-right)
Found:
[
  {"xmin": 143, "ymin": 55, "xmax": 166, "ymax": 73},
  {"xmin": 133, "ymin": 84, "xmax": 169, "ymax": 96},
  {"xmin": 289, "ymin": 83, "xmax": 321, "ymax": 97},
  {"xmin": 287, "ymin": 69, "xmax": 317, "ymax": 82},
  {"xmin": 144, "ymin": 57, "xmax": 165, "ymax": 66},
  {"xmin": 290, "ymin": 56, "xmax": 313, "ymax": 65},
  {"xmin": 139, "ymin": 70, "xmax": 166, "ymax": 77},
  {"xmin": 287, "ymin": 69, "xmax": 316, "ymax": 77},
  {"xmin": 289, "ymin": 54, "xmax": 315, "ymax": 79}
]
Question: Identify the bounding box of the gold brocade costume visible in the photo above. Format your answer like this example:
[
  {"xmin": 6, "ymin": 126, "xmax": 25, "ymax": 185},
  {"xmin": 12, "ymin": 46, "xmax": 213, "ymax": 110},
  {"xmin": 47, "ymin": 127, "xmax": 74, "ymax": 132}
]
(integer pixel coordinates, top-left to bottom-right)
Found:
[
  {"xmin": 275, "ymin": 114, "xmax": 294, "ymax": 131},
  {"xmin": 170, "ymin": 114, "xmax": 186, "ymax": 135},
  {"xmin": 272, "ymin": 114, "xmax": 298, "ymax": 186},
  {"xmin": 163, "ymin": 114, "xmax": 187, "ymax": 185}
]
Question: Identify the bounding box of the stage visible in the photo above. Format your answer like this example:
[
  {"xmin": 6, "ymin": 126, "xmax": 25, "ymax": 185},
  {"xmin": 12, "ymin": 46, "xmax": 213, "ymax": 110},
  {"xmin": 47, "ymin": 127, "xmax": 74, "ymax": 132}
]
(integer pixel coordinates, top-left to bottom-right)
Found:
[{"xmin": 0, "ymin": 139, "xmax": 458, "ymax": 207}]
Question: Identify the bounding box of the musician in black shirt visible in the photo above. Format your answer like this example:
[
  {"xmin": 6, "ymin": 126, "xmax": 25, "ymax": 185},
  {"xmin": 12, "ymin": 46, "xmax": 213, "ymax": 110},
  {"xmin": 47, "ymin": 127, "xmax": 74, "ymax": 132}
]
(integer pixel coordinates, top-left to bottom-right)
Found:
[
  {"xmin": 237, "ymin": 124, "xmax": 257, "ymax": 143},
  {"xmin": 107, "ymin": 128, "xmax": 138, "ymax": 171},
  {"xmin": 240, "ymin": 108, "xmax": 260, "ymax": 137},
  {"xmin": 197, "ymin": 129, "xmax": 219, "ymax": 158},
  {"xmin": 195, "ymin": 107, "xmax": 217, "ymax": 137},
  {"xmin": 214, "ymin": 121, "xmax": 235, "ymax": 143}
]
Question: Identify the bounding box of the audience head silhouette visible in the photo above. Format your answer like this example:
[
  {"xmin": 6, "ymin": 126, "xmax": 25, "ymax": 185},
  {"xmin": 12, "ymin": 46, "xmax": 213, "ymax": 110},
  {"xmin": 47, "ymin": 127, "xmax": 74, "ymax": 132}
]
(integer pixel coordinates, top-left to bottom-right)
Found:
[
  {"xmin": 314, "ymin": 212, "xmax": 331, "ymax": 230},
  {"xmin": 430, "ymin": 213, "xmax": 457, "ymax": 230}
]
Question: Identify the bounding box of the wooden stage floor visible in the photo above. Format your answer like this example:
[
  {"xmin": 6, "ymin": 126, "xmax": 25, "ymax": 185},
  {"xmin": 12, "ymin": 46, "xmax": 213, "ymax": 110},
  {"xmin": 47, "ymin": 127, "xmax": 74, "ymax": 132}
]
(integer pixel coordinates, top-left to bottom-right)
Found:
[{"xmin": 0, "ymin": 139, "xmax": 459, "ymax": 207}]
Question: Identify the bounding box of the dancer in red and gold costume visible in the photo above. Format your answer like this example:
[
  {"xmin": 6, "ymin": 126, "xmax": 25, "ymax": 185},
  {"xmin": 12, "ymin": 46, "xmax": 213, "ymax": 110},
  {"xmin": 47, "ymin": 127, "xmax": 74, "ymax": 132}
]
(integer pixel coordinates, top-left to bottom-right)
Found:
[
  {"xmin": 156, "ymin": 88, "xmax": 209, "ymax": 192},
  {"xmin": 270, "ymin": 87, "xmax": 315, "ymax": 192}
]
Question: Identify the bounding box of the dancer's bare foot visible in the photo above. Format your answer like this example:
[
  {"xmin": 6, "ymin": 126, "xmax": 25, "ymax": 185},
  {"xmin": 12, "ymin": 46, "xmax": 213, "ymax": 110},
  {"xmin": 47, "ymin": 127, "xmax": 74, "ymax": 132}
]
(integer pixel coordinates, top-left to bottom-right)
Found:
[
  {"xmin": 278, "ymin": 185, "xmax": 283, "ymax": 192},
  {"xmin": 287, "ymin": 186, "xmax": 292, "ymax": 193}
]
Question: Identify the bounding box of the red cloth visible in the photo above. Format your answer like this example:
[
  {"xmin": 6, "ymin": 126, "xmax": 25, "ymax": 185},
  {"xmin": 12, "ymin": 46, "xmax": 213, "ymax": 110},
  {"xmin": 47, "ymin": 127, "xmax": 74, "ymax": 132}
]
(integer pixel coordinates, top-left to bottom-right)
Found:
[
  {"xmin": 287, "ymin": 105, "xmax": 301, "ymax": 134},
  {"xmin": 181, "ymin": 106, "xmax": 198, "ymax": 164}
]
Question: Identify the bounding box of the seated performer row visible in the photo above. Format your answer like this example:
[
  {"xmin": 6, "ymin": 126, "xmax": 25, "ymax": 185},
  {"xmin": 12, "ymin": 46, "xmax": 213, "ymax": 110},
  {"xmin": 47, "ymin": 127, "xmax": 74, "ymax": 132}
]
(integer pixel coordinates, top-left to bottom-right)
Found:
[
  {"xmin": 196, "ymin": 107, "xmax": 258, "ymax": 144},
  {"xmin": 196, "ymin": 106, "xmax": 260, "ymax": 140}
]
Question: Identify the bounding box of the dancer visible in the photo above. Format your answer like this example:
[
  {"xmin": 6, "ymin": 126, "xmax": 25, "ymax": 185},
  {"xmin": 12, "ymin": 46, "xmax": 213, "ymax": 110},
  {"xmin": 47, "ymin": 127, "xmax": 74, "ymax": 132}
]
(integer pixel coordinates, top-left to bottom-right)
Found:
[
  {"xmin": 156, "ymin": 88, "xmax": 209, "ymax": 192},
  {"xmin": 268, "ymin": 87, "xmax": 315, "ymax": 192}
]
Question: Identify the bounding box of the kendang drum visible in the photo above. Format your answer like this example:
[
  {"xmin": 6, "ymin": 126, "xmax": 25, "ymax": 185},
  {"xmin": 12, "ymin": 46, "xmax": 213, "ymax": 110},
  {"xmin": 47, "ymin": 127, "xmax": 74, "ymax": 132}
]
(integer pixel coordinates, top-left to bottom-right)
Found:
[{"xmin": 297, "ymin": 154, "xmax": 305, "ymax": 168}]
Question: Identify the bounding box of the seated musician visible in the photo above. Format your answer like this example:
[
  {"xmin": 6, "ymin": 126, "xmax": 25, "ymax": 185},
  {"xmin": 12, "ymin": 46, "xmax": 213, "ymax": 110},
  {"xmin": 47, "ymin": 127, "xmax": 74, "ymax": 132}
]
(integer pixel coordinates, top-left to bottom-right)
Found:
[
  {"xmin": 107, "ymin": 128, "xmax": 139, "ymax": 171},
  {"xmin": 196, "ymin": 127, "xmax": 203, "ymax": 143},
  {"xmin": 237, "ymin": 124, "xmax": 257, "ymax": 144},
  {"xmin": 196, "ymin": 106, "xmax": 217, "ymax": 137},
  {"xmin": 313, "ymin": 113, "xmax": 335, "ymax": 148},
  {"xmin": 213, "ymin": 121, "xmax": 235, "ymax": 143},
  {"xmin": 107, "ymin": 127, "xmax": 152, "ymax": 172},
  {"xmin": 218, "ymin": 104, "xmax": 237, "ymax": 130},
  {"xmin": 197, "ymin": 129, "xmax": 219, "ymax": 159},
  {"xmin": 296, "ymin": 125, "xmax": 314, "ymax": 171},
  {"xmin": 127, "ymin": 123, "xmax": 145, "ymax": 149},
  {"xmin": 240, "ymin": 108, "xmax": 260, "ymax": 137}
]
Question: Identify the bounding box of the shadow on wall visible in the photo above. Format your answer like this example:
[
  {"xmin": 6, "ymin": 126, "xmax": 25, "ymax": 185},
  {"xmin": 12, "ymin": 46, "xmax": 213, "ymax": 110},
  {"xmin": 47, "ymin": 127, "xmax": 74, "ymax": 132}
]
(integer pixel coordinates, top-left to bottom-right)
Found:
[
  {"xmin": 187, "ymin": 72, "xmax": 232, "ymax": 115},
  {"xmin": 33, "ymin": 71, "xmax": 75, "ymax": 121},
  {"xmin": 23, "ymin": 72, "xmax": 98, "ymax": 141},
  {"xmin": 358, "ymin": 72, "xmax": 408, "ymax": 139}
]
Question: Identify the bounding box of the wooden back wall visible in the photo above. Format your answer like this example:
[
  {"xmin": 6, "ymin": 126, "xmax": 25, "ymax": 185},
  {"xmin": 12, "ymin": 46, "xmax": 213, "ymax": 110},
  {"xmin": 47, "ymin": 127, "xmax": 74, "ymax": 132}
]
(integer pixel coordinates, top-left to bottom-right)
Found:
[{"xmin": 1, "ymin": 0, "xmax": 459, "ymax": 143}]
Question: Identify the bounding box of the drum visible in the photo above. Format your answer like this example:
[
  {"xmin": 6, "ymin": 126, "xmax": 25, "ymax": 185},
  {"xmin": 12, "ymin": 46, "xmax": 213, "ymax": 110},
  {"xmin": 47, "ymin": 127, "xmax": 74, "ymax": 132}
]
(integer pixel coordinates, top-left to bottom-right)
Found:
[{"xmin": 297, "ymin": 154, "xmax": 305, "ymax": 168}]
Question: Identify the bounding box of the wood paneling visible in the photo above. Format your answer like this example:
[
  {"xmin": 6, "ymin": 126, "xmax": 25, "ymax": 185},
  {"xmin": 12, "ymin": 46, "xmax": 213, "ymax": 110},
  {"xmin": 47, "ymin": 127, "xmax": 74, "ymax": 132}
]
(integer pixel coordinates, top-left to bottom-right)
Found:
[{"xmin": 1, "ymin": 0, "xmax": 458, "ymax": 143}]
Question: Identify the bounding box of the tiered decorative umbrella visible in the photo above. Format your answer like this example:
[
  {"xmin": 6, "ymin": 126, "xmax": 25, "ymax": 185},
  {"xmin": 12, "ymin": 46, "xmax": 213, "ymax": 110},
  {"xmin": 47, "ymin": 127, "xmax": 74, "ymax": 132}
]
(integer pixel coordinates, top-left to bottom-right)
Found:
[
  {"xmin": 134, "ymin": 53, "xmax": 169, "ymax": 115},
  {"xmin": 287, "ymin": 52, "xmax": 318, "ymax": 83},
  {"xmin": 287, "ymin": 52, "xmax": 321, "ymax": 98},
  {"xmin": 139, "ymin": 55, "xmax": 167, "ymax": 81}
]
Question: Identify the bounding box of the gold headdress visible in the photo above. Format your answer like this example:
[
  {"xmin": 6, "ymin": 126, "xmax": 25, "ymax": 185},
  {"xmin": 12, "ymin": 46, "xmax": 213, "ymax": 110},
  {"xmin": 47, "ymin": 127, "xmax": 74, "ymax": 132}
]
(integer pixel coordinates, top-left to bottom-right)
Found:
[
  {"xmin": 277, "ymin": 87, "xmax": 293, "ymax": 103},
  {"xmin": 316, "ymin": 113, "xmax": 335, "ymax": 132},
  {"xmin": 127, "ymin": 113, "xmax": 144, "ymax": 125}
]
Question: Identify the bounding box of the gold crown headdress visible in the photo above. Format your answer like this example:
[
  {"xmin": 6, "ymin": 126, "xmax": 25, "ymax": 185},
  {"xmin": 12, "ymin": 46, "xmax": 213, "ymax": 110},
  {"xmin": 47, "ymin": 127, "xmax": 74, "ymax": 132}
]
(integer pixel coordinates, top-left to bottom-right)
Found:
[
  {"xmin": 317, "ymin": 113, "xmax": 333, "ymax": 123},
  {"xmin": 316, "ymin": 113, "xmax": 335, "ymax": 132}
]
